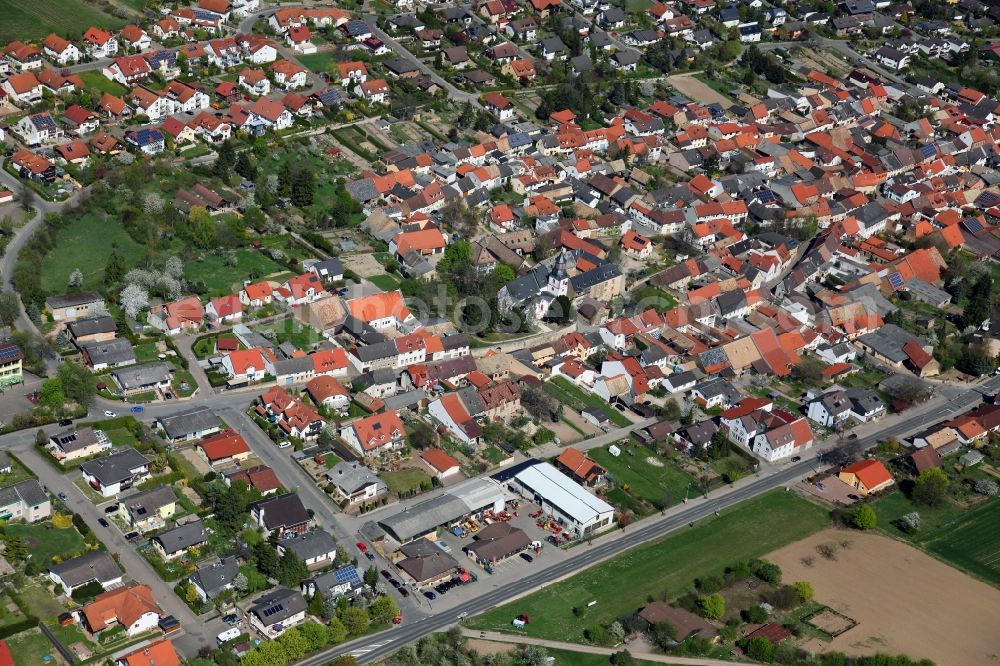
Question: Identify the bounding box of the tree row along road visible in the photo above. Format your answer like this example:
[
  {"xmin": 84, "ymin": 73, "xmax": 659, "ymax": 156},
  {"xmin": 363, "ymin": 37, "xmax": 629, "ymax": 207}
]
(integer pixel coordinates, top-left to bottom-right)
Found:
[{"xmin": 300, "ymin": 376, "xmax": 999, "ymax": 665}]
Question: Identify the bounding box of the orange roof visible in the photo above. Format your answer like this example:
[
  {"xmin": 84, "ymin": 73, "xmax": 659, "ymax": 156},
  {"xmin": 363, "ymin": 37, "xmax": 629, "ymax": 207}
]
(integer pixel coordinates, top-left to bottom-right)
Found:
[
  {"xmin": 83, "ymin": 585, "xmax": 161, "ymax": 632},
  {"xmin": 421, "ymin": 447, "xmax": 460, "ymax": 472},
  {"xmin": 555, "ymin": 447, "xmax": 602, "ymax": 481},
  {"xmin": 311, "ymin": 347, "xmax": 348, "ymax": 373},
  {"xmin": 393, "ymin": 227, "xmax": 446, "ymax": 255},
  {"xmin": 841, "ymin": 459, "xmax": 893, "ymax": 490},
  {"xmin": 347, "ymin": 290, "xmax": 411, "ymax": 324},
  {"xmin": 226, "ymin": 347, "xmax": 271, "ymax": 375},
  {"xmin": 306, "ymin": 375, "xmax": 349, "ymax": 402},
  {"xmin": 353, "ymin": 411, "xmax": 406, "ymax": 451},
  {"xmin": 121, "ymin": 640, "xmax": 180, "ymax": 666},
  {"xmin": 242, "ymin": 281, "xmax": 273, "ymax": 300},
  {"xmin": 198, "ymin": 428, "xmax": 250, "ymax": 461}
]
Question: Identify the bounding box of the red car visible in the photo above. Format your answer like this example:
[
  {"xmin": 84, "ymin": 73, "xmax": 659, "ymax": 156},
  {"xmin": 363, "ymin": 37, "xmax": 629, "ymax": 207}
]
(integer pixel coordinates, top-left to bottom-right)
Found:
[{"xmin": 356, "ymin": 542, "xmax": 368, "ymax": 553}]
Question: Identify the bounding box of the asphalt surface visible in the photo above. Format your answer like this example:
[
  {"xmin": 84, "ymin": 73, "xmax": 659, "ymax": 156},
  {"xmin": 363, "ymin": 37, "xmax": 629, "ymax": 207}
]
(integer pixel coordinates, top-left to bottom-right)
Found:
[{"xmin": 296, "ymin": 375, "xmax": 1000, "ymax": 664}]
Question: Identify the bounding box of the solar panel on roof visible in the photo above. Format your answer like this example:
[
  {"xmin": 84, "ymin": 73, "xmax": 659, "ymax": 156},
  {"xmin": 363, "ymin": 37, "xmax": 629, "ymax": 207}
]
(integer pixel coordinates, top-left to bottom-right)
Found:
[
  {"xmin": 0, "ymin": 346, "xmax": 20, "ymax": 363},
  {"xmin": 262, "ymin": 603, "xmax": 284, "ymax": 617},
  {"xmin": 920, "ymin": 144, "xmax": 936, "ymax": 158},
  {"xmin": 888, "ymin": 272, "xmax": 905, "ymax": 290},
  {"xmin": 754, "ymin": 189, "xmax": 777, "ymax": 204},
  {"xmin": 334, "ymin": 566, "xmax": 361, "ymax": 585},
  {"xmin": 963, "ymin": 218, "xmax": 984, "ymax": 234},
  {"xmin": 976, "ymin": 192, "xmax": 1000, "ymax": 207}
]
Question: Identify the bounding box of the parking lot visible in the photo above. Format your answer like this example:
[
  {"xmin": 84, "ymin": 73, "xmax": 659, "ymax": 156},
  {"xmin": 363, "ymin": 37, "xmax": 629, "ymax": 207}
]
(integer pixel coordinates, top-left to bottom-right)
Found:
[{"xmin": 387, "ymin": 500, "xmax": 581, "ymax": 612}]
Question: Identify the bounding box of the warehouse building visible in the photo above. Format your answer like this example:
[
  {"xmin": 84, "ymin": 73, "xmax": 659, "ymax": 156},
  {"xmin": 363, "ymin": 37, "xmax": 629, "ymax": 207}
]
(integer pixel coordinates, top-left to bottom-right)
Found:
[
  {"xmin": 377, "ymin": 477, "xmax": 506, "ymax": 543},
  {"xmin": 508, "ymin": 462, "xmax": 615, "ymax": 538}
]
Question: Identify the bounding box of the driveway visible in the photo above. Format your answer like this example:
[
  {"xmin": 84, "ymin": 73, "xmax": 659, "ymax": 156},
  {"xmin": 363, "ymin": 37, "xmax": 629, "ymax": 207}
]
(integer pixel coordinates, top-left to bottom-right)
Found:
[{"xmin": 19, "ymin": 448, "xmax": 224, "ymax": 658}]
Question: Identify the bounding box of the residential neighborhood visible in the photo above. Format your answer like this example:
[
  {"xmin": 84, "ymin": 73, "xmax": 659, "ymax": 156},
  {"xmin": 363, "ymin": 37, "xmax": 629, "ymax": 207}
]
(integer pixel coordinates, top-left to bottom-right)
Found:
[{"xmin": 0, "ymin": 0, "xmax": 1000, "ymax": 665}]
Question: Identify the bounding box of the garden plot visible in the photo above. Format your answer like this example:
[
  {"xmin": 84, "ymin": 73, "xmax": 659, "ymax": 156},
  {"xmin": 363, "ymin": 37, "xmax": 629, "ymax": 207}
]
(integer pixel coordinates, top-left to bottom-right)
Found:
[{"xmin": 768, "ymin": 528, "xmax": 1000, "ymax": 665}]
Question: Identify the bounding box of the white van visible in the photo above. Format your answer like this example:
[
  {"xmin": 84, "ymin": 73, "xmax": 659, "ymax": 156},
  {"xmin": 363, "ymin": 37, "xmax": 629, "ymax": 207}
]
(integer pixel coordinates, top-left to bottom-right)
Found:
[{"xmin": 217, "ymin": 627, "xmax": 240, "ymax": 644}]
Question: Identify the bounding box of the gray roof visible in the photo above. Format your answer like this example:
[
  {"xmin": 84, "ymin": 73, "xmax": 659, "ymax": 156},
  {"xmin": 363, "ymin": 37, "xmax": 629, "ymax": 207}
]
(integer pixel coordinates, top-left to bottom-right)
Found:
[
  {"xmin": 121, "ymin": 485, "xmax": 176, "ymax": 521},
  {"xmin": 0, "ymin": 479, "xmax": 48, "ymax": 508},
  {"xmin": 81, "ymin": 338, "xmax": 136, "ymax": 366},
  {"xmin": 49, "ymin": 550, "xmax": 121, "ymax": 587},
  {"xmin": 251, "ymin": 493, "xmax": 310, "ymax": 531},
  {"xmin": 45, "ymin": 292, "xmax": 103, "ymax": 309},
  {"xmin": 50, "ymin": 426, "xmax": 102, "ymax": 453},
  {"xmin": 158, "ymin": 406, "xmax": 220, "ymax": 440},
  {"xmin": 325, "ymin": 461, "xmax": 386, "ymax": 495},
  {"xmin": 154, "ymin": 520, "xmax": 208, "ymax": 555},
  {"xmin": 377, "ymin": 477, "xmax": 504, "ymax": 542},
  {"xmin": 274, "ymin": 356, "xmax": 314, "ymax": 377},
  {"xmin": 570, "ymin": 262, "xmax": 622, "ymax": 293},
  {"xmin": 67, "ymin": 316, "xmax": 116, "ymax": 338},
  {"xmin": 857, "ymin": 324, "xmax": 923, "ymax": 364},
  {"xmin": 249, "ymin": 587, "xmax": 308, "ymax": 625},
  {"xmin": 311, "ymin": 258, "xmax": 344, "ymax": 279},
  {"xmin": 111, "ymin": 362, "xmax": 171, "ymax": 390},
  {"xmin": 354, "ymin": 340, "xmax": 398, "ymax": 362},
  {"xmin": 190, "ymin": 556, "xmax": 239, "ymax": 598},
  {"xmin": 397, "ymin": 537, "xmax": 459, "ymax": 581},
  {"xmin": 80, "ymin": 447, "xmax": 150, "ymax": 486},
  {"xmin": 279, "ymin": 529, "xmax": 337, "ymax": 562}
]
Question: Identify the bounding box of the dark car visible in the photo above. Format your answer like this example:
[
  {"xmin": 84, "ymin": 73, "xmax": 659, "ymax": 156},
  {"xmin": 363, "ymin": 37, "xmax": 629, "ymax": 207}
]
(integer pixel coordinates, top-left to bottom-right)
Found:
[
  {"xmin": 104, "ymin": 504, "xmax": 119, "ymax": 514},
  {"xmin": 423, "ymin": 590, "xmax": 437, "ymax": 600},
  {"xmin": 399, "ymin": 587, "xmax": 409, "ymax": 597},
  {"xmin": 546, "ymin": 535, "xmax": 560, "ymax": 546},
  {"xmin": 58, "ymin": 419, "xmax": 73, "ymax": 426},
  {"xmin": 389, "ymin": 579, "xmax": 401, "ymax": 588},
  {"xmin": 124, "ymin": 531, "xmax": 140, "ymax": 541},
  {"xmin": 58, "ymin": 492, "xmax": 68, "ymax": 501},
  {"xmin": 223, "ymin": 614, "xmax": 241, "ymax": 626},
  {"xmin": 381, "ymin": 569, "xmax": 392, "ymax": 579},
  {"xmin": 365, "ymin": 552, "xmax": 375, "ymax": 560},
  {"xmin": 791, "ymin": 456, "xmax": 801, "ymax": 462},
  {"xmin": 519, "ymin": 552, "xmax": 534, "ymax": 563},
  {"xmin": 848, "ymin": 433, "xmax": 859, "ymax": 440},
  {"xmin": 98, "ymin": 518, "xmax": 110, "ymax": 528}
]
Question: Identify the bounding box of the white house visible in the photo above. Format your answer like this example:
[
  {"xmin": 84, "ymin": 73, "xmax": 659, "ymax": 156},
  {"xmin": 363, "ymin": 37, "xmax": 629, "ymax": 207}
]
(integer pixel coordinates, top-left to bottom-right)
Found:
[
  {"xmin": 750, "ymin": 418, "xmax": 813, "ymax": 462},
  {"xmin": 42, "ymin": 34, "xmax": 81, "ymax": 65}
]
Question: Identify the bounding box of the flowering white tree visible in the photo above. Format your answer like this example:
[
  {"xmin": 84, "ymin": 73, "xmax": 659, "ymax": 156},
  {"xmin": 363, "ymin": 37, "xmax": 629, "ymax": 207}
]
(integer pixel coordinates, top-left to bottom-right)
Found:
[
  {"xmin": 165, "ymin": 256, "xmax": 184, "ymax": 280},
  {"xmin": 143, "ymin": 192, "xmax": 164, "ymax": 215},
  {"xmin": 120, "ymin": 284, "xmax": 149, "ymax": 319},
  {"xmin": 68, "ymin": 269, "xmax": 83, "ymax": 289}
]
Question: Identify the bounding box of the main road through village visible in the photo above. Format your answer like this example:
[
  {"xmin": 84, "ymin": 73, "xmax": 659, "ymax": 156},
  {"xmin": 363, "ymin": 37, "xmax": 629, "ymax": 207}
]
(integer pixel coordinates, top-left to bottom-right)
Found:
[{"xmin": 304, "ymin": 375, "xmax": 999, "ymax": 664}]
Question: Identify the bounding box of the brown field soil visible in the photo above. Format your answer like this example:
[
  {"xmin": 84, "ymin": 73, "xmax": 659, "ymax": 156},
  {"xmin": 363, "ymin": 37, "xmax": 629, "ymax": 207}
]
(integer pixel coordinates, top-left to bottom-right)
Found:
[
  {"xmin": 666, "ymin": 74, "xmax": 732, "ymax": 108},
  {"xmin": 769, "ymin": 529, "xmax": 1000, "ymax": 666}
]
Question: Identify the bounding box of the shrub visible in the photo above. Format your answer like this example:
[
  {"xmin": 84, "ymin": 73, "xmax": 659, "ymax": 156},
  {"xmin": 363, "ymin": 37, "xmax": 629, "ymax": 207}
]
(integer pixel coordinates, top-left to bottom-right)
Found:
[
  {"xmin": 792, "ymin": 581, "xmax": 814, "ymax": 603},
  {"xmin": 695, "ymin": 574, "xmax": 725, "ymax": 593},
  {"xmin": 898, "ymin": 511, "xmax": 921, "ymax": 534},
  {"xmin": 751, "ymin": 559, "xmax": 782, "ymax": 584},
  {"xmin": 747, "ymin": 636, "xmax": 775, "ymax": 662},
  {"xmin": 696, "ymin": 593, "xmax": 725, "ymax": 620},
  {"xmin": 742, "ymin": 605, "xmax": 769, "ymax": 623},
  {"xmin": 852, "ymin": 504, "xmax": 877, "ymax": 530}
]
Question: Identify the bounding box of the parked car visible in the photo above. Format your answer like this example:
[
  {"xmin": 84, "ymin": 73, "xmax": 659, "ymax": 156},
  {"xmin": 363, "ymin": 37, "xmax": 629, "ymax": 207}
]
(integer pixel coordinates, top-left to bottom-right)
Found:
[
  {"xmin": 423, "ymin": 590, "xmax": 436, "ymax": 600},
  {"xmin": 380, "ymin": 569, "xmax": 392, "ymax": 580},
  {"xmin": 58, "ymin": 419, "xmax": 73, "ymax": 426},
  {"xmin": 399, "ymin": 587, "xmax": 409, "ymax": 597},
  {"xmin": 98, "ymin": 518, "xmax": 110, "ymax": 528},
  {"xmin": 389, "ymin": 579, "xmax": 401, "ymax": 588},
  {"xmin": 791, "ymin": 456, "xmax": 801, "ymax": 462},
  {"xmin": 124, "ymin": 531, "xmax": 140, "ymax": 541},
  {"xmin": 104, "ymin": 411, "xmax": 117, "ymax": 417},
  {"xmin": 223, "ymin": 614, "xmax": 241, "ymax": 627},
  {"xmin": 519, "ymin": 552, "xmax": 534, "ymax": 563},
  {"xmin": 848, "ymin": 433, "xmax": 859, "ymax": 440},
  {"xmin": 105, "ymin": 504, "xmax": 119, "ymax": 514},
  {"xmin": 57, "ymin": 492, "xmax": 68, "ymax": 501}
]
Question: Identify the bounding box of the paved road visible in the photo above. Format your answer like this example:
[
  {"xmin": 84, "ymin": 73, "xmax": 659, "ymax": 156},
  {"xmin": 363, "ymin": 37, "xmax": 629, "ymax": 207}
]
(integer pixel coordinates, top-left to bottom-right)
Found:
[
  {"xmin": 19, "ymin": 448, "xmax": 223, "ymax": 656},
  {"xmin": 0, "ymin": 158, "xmax": 91, "ymax": 372},
  {"xmin": 299, "ymin": 375, "xmax": 1000, "ymax": 664}
]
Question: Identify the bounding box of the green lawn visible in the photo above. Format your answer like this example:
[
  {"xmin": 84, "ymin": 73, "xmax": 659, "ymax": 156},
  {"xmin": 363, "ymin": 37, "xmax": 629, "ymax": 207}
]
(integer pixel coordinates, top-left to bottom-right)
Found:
[
  {"xmin": 41, "ymin": 214, "xmax": 146, "ymax": 293},
  {"xmin": 79, "ymin": 70, "xmax": 129, "ymax": 98},
  {"xmin": 103, "ymin": 426, "xmax": 138, "ymax": 447},
  {"xmin": 5, "ymin": 522, "xmax": 87, "ymax": 568},
  {"xmin": 183, "ymin": 249, "xmax": 284, "ymax": 296},
  {"xmin": 544, "ymin": 377, "xmax": 631, "ymax": 427},
  {"xmin": 367, "ymin": 273, "xmax": 399, "ymax": 291},
  {"xmin": 5, "ymin": 629, "xmax": 57, "ymax": 665},
  {"xmin": 631, "ymin": 286, "xmax": 677, "ymax": 313},
  {"xmin": 134, "ymin": 341, "xmax": 163, "ymax": 363},
  {"xmin": 20, "ymin": 581, "xmax": 64, "ymax": 619},
  {"xmin": 589, "ymin": 444, "xmax": 695, "ymax": 513},
  {"xmin": 0, "ymin": 594, "xmax": 28, "ymax": 628},
  {"xmin": 254, "ymin": 319, "xmax": 321, "ymax": 352},
  {"xmin": 297, "ymin": 51, "xmax": 339, "ymax": 74},
  {"xmin": 466, "ymin": 491, "xmax": 829, "ymax": 642},
  {"xmin": 382, "ymin": 467, "xmax": 432, "ymax": 495},
  {"xmin": 0, "ymin": 0, "xmax": 125, "ymax": 42},
  {"xmin": 873, "ymin": 490, "xmax": 965, "ymax": 542},
  {"xmin": 923, "ymin": 500, "xmax": 1000, "ymax": 589}
]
